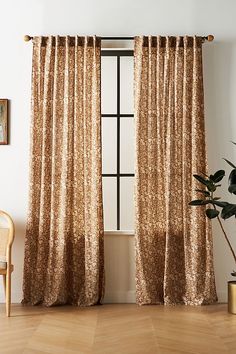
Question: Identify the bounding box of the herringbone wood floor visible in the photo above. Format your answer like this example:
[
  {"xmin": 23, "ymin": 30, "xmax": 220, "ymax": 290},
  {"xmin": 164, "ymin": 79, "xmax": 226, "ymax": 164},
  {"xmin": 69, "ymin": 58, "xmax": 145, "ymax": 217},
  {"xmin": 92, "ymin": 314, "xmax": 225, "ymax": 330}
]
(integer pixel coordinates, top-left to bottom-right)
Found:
[{"xmin": 0, "ymin": 304, "xmax": 235, "ymax": 354}]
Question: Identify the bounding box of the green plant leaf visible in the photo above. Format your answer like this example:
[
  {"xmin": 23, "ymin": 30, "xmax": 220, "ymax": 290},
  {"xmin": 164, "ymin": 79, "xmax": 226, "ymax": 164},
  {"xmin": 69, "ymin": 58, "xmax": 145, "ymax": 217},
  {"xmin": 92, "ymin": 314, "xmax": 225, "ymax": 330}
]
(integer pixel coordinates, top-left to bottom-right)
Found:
[
  {"xmin": 230, "ymin": 141, "xmax": 236, "ymax": 146},
  {"xmin": 229, "ymin": 169, "xmax": 236, "ymax": 187},
  {"xmin": 193, "ymin": 174, "xmax": 208, "ymax": 185},
  {"xmin": 193, "ymin": 175, "xmax": 216, "ymax": 192},
  {"xmin": 189, "ymin": 200, "xmax": 209, "ymax": 206},
  {"xmin": 212, "ymin": 170, "xmax": 225, "ymax": 183},
  {"xmin": 206, "ymin": 181, "xmax": 216, "ymax": 192},
  {"xmin": 208, "ymin": 183, "xmax": 216, "ymax": 192},
  {"xmin": 223, "ymin": 158, "xmax": 236, "ymax": 169},
  {"xmin": 221, "ymin": 204, "xmax": 236, "ymax": 219},
  {"xmin": 195, "ymin": 189, "xmax": 210, "ymax": 197},
  {"xmin": 206, "ymin": 208, "xmax": 219, "ymax": 219},
  {"xmin": 228, "ymin": 184, "xmax": 236, "ymax": 194},
  {"xmin": 211, "ymin": 200, "xmax": 229, "ymax": 208}
]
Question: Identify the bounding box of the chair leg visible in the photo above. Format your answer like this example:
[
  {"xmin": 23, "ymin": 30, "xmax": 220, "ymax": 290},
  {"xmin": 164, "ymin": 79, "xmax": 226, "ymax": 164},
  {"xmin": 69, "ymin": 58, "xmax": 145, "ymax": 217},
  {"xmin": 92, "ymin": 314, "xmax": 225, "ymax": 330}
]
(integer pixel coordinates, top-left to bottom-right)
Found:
[
  {"xmin": 3, "ymin": 274, "xmax": 6, "ymax": 296},
  {"xmin": 6, "ymin": 270, "xmax": 11, "ymax": 317}
]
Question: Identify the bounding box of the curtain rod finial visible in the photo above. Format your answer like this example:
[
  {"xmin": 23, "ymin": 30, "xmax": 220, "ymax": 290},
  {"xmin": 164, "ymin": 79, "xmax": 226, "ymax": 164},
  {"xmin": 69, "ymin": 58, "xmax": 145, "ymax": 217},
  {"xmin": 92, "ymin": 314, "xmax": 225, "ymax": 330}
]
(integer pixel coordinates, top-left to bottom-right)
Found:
[
  {"xmin": 24, "ymin": 35, "xmax": 32, "ymax": 42},
  {"xmin": 207, "ymin": 35, "xmax": 214, "ymax": 42}
]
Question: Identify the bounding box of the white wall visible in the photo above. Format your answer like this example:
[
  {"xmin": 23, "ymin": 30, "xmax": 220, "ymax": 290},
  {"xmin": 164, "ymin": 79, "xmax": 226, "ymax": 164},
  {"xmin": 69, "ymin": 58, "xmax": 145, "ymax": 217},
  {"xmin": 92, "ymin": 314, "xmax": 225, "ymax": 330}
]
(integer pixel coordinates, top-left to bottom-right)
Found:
[
  {"xmin": 104, "ymin": 232, "xmax": 135, "ymax": 303},
  {"xmin": 0, "ymin": 0, "xmax": 236, "ymax": 303}
]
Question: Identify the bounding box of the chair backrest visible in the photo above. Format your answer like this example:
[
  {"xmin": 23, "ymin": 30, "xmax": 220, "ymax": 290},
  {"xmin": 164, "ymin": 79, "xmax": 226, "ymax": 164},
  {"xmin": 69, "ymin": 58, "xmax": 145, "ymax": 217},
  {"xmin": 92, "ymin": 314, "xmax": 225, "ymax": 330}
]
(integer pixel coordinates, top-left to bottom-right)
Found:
[{"xmin": 0, "ymin": 211, "xmax": 15, "ymax": 266}]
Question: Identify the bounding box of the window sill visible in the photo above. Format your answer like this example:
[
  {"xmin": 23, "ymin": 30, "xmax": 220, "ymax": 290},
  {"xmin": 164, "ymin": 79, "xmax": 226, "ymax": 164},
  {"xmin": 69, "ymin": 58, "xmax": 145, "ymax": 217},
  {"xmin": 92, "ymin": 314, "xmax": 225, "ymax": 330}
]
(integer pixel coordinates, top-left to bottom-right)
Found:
[{"xmin": 104, "ymin": 230, "xmax": 134, "ymax": 236}]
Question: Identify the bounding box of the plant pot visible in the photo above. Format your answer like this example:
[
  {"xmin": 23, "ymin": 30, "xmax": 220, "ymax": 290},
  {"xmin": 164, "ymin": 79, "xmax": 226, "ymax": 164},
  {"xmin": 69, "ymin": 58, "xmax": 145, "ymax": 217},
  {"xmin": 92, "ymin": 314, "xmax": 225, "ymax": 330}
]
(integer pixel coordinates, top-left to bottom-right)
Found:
[{"xmin": 228, "ymin": 281, "xmax": 236, "ymax": 314}]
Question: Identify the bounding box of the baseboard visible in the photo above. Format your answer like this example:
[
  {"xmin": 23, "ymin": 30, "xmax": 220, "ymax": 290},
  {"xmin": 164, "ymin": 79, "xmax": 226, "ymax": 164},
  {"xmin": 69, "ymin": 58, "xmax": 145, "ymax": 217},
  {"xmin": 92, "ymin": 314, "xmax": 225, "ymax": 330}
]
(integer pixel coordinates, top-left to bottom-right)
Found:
[
  {"xmin": 0, "ymin": 290, "xmax": 227, "ymax": 305},
  {"xmin": 104, "ymin": 290, "xmax": 227, "ymax": 304},
  {"xmin": 217, "ymin": 291, "xmax": 227, "ymax": 303},
  {"xmin": 0, "ymin": 290, "xmax": 136, "ymax": 304},
  {"xmin": 104, "ymin": 290, "xmax": 136, "ymax": 303}
]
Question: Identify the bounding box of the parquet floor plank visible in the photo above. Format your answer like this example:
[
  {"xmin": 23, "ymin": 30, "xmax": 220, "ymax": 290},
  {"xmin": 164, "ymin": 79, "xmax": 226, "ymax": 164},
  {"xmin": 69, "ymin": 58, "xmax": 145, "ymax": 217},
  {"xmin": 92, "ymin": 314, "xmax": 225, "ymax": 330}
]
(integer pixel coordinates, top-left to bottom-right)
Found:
[{"xmin": 0, "ymin": 304, "xmax": 235, "ymax": 354}]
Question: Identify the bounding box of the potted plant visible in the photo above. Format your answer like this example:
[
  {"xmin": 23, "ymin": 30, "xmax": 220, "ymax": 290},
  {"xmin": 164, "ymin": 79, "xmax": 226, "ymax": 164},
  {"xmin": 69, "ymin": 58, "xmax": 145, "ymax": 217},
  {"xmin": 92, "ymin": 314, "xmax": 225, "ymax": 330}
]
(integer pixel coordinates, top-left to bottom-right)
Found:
[{"xmin": 189, "ymin": 142, "xmax": 236, "ymax": 314}]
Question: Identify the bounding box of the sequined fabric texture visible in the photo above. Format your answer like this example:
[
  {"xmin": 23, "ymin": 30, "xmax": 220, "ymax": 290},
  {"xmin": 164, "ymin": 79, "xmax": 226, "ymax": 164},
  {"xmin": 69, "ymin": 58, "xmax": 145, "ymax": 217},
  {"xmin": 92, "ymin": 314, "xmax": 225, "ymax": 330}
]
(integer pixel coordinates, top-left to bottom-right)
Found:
[
  {"xmin": 23, "ymin": 36, "xmax": 104, "ymax": 306},
  {"xmin": 134, "ymin": 36, "xmax": 217, "ymax": 305}
]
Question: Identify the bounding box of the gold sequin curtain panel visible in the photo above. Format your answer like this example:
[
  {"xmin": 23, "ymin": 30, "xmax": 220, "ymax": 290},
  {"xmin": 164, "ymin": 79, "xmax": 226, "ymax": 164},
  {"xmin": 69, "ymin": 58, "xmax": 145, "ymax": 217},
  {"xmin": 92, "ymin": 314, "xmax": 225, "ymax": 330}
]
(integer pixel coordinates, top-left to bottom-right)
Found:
[
  {"xmin": 23, "ymin": 36, "xmax": 104, "ymax": 306},
  {"xmin": 134, "ymin": 36, "xmax": 217, "ymax": 305}
]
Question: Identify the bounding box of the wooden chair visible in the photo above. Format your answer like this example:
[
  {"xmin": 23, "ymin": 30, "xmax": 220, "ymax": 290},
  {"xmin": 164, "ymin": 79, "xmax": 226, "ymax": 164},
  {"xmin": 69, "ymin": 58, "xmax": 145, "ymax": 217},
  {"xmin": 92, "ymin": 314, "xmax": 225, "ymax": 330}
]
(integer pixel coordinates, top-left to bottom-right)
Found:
[{"xmin": 0, "ymin": 210, "xmax": 15, "ymax": 317}]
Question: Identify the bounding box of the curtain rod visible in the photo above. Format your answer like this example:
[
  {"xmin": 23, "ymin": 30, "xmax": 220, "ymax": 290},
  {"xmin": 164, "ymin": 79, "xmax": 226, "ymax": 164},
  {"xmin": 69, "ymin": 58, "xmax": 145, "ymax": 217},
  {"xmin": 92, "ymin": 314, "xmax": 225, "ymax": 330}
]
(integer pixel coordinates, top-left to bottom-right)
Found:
[{"xmin": 24, "ymin": 35, "xmax": 214, "ymax": 42}]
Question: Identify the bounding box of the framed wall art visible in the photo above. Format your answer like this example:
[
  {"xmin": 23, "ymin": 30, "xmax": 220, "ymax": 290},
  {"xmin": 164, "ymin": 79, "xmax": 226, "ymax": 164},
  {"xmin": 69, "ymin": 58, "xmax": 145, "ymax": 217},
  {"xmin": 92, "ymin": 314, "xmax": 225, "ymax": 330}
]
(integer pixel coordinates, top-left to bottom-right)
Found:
[{"xmin": 0, "ymin": 99, "xmax": 8, "ymax": 145}]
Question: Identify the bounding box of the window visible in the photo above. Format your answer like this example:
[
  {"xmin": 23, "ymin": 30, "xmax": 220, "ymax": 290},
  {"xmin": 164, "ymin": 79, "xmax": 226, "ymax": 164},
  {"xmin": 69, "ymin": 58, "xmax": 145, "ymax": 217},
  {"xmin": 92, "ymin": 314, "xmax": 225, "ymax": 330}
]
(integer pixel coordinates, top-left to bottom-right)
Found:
[{"xmin": 101, "ymin": 50, "xmax": 134, "ymax": 231}]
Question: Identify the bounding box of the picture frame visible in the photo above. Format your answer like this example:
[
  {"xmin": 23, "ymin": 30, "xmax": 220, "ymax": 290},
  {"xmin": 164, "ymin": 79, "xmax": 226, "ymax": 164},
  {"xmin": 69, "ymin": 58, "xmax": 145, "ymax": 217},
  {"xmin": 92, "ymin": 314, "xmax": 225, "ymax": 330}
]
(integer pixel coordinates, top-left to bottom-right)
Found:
[{"xmin": 0, "ymin": 99, "xmax": 8, "ymax": 145}]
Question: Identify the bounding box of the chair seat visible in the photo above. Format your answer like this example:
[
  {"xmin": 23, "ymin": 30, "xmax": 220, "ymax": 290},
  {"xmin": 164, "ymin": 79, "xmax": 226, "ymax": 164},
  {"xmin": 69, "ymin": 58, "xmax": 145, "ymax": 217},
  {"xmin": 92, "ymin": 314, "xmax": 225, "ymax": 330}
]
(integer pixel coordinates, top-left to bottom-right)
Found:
[
  {"xmin": 0, "ymin": 260, "xmax": 7, "ymax": 269},
  {"xmin": 0, "ymin": 264, "xmax": 14, "ymax": 275}
]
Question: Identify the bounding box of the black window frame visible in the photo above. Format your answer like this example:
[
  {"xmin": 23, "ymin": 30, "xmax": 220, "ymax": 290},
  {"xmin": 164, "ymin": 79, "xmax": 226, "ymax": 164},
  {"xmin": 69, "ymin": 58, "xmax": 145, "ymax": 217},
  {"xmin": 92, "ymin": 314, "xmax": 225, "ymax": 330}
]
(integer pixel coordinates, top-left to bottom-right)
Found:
[{"xmin": 101, "ymin": 49, "xmax": 134, "ymax": 230}]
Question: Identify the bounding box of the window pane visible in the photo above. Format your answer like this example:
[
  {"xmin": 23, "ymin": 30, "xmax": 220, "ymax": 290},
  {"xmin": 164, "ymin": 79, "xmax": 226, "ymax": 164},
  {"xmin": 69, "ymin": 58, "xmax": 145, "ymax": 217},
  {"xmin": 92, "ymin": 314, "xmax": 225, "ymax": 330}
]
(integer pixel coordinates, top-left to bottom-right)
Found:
[
  {"xmin": 102, "ymin": 118, "xmax": 117, "ymax": 174},
  {"xmin": 120, "ymin": 177, "xmax": 134, "ymax": 230},
  {"xmin": 103, "ymin": 177, "xmax": 117, "ymax": 230},
  {"xmin": 101, "ymin": 57, "xmax": 117, "ymax": 114},
  {"xmin": 120, "ymin": 56, "xmax": 134, "ymax": 114},
  {"xmin": 120, "ymin": 117, "xmax": 135, "ymax": 174}
]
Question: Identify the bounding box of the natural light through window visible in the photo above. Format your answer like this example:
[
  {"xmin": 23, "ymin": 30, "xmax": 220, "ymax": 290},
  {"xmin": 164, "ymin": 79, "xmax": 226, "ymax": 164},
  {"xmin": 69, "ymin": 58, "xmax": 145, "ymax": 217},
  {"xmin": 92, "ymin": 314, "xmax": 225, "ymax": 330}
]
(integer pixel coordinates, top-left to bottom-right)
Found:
[{"xmin": 101, "ymin": 51, "xmax": 134, "ymax": 231}]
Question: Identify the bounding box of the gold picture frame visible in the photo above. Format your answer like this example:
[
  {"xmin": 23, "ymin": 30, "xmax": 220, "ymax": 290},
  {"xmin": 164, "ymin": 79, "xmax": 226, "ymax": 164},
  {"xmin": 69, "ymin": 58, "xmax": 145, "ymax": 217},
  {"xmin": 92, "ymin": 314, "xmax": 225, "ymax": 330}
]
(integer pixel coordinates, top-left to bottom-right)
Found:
[{"xmin": 0, "ymin": 99, "xmax": 8, "ymax": 145}]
